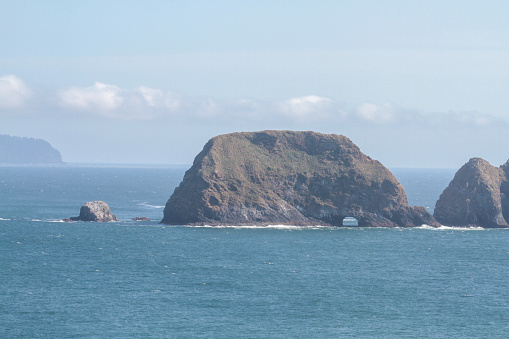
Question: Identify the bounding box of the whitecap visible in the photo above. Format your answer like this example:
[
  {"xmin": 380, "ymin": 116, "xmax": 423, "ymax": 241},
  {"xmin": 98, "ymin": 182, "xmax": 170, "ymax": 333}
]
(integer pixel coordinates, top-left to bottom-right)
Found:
[
  {"xmin": 416, "ymin": 224, "xmax": 485, "ymax": 231},
  {"xmin": 138, "ymin": 202, "xmax": 165, "ymax": 209},
  {"xmin": 0, "ymin": 218, "xmax": 11, "ymax": 221},
  {"xmin": 185, "ymin": 224, "xmax": 331, "ymax": 230}
]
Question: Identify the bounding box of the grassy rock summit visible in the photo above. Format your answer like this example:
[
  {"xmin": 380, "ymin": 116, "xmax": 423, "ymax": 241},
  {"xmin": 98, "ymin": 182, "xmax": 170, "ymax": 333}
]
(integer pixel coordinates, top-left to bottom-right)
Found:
[
  {"xmin": 434, "ymin": 158, "xmax": 509, "ymax": 228},
  {"xmin": 162, "ymin": 130, "xmax": 438, "ymax": 227},
  {"xmin": 0, "ymin": 134, "xmax": 63, "ymax": 164}
]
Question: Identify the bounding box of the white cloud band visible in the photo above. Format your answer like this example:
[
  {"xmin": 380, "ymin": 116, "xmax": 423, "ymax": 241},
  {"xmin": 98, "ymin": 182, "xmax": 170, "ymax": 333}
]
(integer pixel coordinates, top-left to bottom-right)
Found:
[
  {"xmin": 0, "ymin": 75, "xmax": 31, "ymax": 108},
  {"xmin": 0, "ymin": 75, "xmax": 506, "ymax": 129}
]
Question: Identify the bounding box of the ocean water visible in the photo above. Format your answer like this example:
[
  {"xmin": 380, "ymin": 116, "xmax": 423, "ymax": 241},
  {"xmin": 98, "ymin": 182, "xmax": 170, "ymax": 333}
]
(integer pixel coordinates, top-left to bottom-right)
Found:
[{"xmin": 1, "ymin": 165, "xmax": 508, "ymax": 338}]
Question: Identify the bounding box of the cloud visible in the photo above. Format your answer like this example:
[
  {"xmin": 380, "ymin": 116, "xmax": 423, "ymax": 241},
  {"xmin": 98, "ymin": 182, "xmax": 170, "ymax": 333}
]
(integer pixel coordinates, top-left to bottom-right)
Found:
[
  {"xmin": 58, "ymin": 83, "xmax": 184, "ymax": 119},
  {"xmin": 2, "ymin": 76, "xmax": 507, "ymax": 130},
  {"xmin": 137, "ymin": 86, "xmax": 163, "ymax": 107},
  {"xmin": 356, "ymin": 103, "xmax": 395, "ymax": 123},
  {"xmin": 138, "ymin": 86, "xmax": 181, "ymax": 111},
  {"xmin": 59, "ymin": 84, "xmax": 343, "ymax": 122},
  {"xmin": 0, "ymin": 75, "xmax": 31, "ymax": 108},
  {"xmin": 59, "ymin": 82, "xmax": 124, "ymax": 112},
  {"xmin": 277, "ymin": 95, "xmax": 337, "ymax": 121},
  {"xmin": 445, "ymin": 110, "xmax": 505, "ymax": 127},
  {"xmin": 353, "ymin": 102, "xmax": 507, "ymax": 129},
  {"xmin": 60, "ymin": 81, "xmax": 502, "ymax": 128}
]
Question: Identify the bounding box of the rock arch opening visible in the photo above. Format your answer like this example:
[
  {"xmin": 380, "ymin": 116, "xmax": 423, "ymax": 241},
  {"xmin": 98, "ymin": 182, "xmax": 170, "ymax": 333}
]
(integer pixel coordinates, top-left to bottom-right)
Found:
[{"xmin": 342, "ymin": 216, "xmax": 359, "ymax": 226}]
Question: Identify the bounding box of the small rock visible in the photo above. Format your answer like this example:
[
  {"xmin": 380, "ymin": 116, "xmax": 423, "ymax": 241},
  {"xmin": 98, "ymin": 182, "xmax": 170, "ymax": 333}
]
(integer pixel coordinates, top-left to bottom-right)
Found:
[
  {"xmin": 132, "ymin": 216, "xmax": 151, "ymax": 221},
  {"xmin": 69, "ymin": 201, "xmax": 118, "ymax": 222}
]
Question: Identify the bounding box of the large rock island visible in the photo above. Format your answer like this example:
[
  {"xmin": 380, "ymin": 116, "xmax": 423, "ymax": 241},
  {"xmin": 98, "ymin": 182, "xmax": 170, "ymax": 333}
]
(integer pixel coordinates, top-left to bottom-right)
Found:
[
  {"xmin": 0, "ymin": 134, "xmax": 63, "ymax": 164},
  {"xmin": 434, "ymin": 158, "xmax": 509, "ymax": 228},
  {"xmin": 162, "ymin": 131, "xmax": 438, "ymax": 227}
]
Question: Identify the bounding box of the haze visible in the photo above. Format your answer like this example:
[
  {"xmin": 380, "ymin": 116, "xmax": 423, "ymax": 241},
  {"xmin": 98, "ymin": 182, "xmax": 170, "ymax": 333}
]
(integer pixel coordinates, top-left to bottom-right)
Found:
[{"xmin": 1, "ymin": 1, "xmax": 509, "ymax": 168}]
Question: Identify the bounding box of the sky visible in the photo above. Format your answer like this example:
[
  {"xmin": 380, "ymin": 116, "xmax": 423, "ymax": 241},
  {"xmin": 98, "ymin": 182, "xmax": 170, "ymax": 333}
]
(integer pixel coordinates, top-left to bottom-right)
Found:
[{"xmin": 1, "ymin": 0, "xmax": 509, "ymax": 168}]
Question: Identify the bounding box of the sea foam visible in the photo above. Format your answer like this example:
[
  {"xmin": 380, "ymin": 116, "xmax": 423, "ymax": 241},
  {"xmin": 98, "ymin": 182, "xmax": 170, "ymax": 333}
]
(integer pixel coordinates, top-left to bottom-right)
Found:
[
  {"xmin": 187, "ymin": 224, "xmax": 333, "ymax": 230},
  {"xmin": 138, "ymin": 202, "xmax": 165, "ymax": 209},
  {"xmin": 416, "ymin": 224, "xmax": 486, "ymax": 231}
]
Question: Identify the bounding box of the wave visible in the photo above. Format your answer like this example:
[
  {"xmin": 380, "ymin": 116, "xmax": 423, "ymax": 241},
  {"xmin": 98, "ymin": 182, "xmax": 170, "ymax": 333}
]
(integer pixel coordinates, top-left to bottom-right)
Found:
[
  {"xmin": 138, "ymin": 202, "xmax": 165, "ymax": 209},
  {"xmin": 185, "ymin": 224, "xmax": 331, "ymax": 230},
  {"xmin": 12, "ymin": 218, "xmax": 501, "ymax": 231},
  {"xmin": 28, "ymin": 218, "xmax": 158, "ymax": 224},
  {"xmin": 0, "ymin": 217, "xmax": 11, "ymax": 221},
  {"xmin": 416, "ymin": 225, "xmax": 486, "ymax": 231},
  {"xmin": 183, "ymin": 224, "xmax": 497, "ymax": 231},
  {"xmin": 27, "ymin": 219, "xmax": 61, "ymax": 223}
]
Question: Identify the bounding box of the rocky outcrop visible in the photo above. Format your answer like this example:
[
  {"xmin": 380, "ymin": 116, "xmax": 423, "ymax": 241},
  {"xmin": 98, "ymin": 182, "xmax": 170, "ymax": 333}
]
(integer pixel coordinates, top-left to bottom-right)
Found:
[
  {"xmin": 132, "ymin": 216, "xmax": 151, "ymax": 221},
  {"xmin": 69, "ymin": 201, "xmax": 119, "ymax": 222},
  {"xmin": 161, "ymin": 130, "xmax": 438, "ymax": 227},
  {"xmin": 434, "ymin": 158, "xmax": 509, "ymax": 228}
]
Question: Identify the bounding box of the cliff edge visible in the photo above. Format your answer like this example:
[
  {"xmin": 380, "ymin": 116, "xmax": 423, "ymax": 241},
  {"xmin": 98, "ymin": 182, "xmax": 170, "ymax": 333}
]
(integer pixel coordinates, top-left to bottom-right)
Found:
[
  {"xmin": 162, "ymin": 131, "xmax": 437, "ymax": 227},
  {"xmin": 434, "ymin": 158, "xmax": 509, "ymax": 228}
]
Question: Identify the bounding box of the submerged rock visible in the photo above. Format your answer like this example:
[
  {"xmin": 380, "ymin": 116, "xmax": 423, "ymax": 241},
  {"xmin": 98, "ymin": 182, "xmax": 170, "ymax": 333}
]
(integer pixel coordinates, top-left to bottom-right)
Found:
[
  {"xmin": 434, "ymin": 158, "xmax": 509, "ymax": 228},
  {"xmin": 161, "ymin": 130, "xmax": 438, "ymax": 227},
  {"xmin": 69, "ymin": 201, "xmax": 119, "ymax": 222},
  {"xmin": 132, "ymin": 216, "xmax": 151, "ymax": 221}
]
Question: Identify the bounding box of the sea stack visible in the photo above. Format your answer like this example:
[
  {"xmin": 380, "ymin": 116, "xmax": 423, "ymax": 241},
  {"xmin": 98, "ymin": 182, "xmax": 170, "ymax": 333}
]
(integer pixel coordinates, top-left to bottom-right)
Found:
[
  {"xmin": 434, "ymin": 158, "xmax": 509, "ymax": 228},
  {"xmin": 161, "ymin": 130, "xmax": 438, "ymax": 227},
  {"xmin": 69, "ymin": 201, "xmax": 119, "ymax": 222}
]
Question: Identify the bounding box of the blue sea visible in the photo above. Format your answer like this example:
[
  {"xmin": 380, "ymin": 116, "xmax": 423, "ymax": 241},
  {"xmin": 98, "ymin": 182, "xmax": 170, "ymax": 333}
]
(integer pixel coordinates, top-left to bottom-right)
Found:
[{"xmin": 1, "ymin": 165, "xmax": 508, "ymax": 338}]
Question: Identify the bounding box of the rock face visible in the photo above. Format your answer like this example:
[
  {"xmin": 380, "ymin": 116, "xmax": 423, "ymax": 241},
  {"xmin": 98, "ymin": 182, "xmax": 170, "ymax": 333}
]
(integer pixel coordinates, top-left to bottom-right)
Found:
[
  {"xmin": 434, "ymin": 158, "xmax": 509, "ymax": 228},
  {"xmin": 162, "ymin": 131, "xmax": 438, "ymax": 227},
  {"xmin": 70, "ymin": 201, "xmax": 119, "ymax": 222}
]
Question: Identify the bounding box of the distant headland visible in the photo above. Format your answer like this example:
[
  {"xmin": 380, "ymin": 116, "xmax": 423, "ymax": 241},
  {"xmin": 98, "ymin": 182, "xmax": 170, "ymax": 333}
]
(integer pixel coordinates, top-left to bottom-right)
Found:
[
  {"xmin": 0, "ymin": 134, "xmax": 63, "ymax": 164},
  {"xmin": 161, "ymin": 130, "xmax": 439, "ymax": 227}
]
